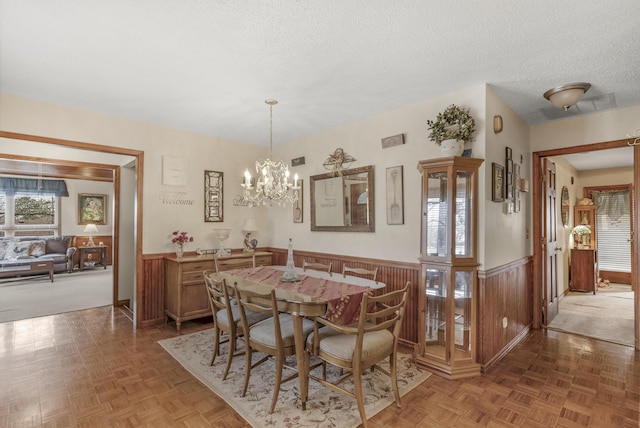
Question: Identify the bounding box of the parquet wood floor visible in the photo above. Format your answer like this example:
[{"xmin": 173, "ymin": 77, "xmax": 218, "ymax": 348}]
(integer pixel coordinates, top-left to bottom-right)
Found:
[{"xmin": 1, "ymin": 306, "xmax": 638, "ymax": 427}]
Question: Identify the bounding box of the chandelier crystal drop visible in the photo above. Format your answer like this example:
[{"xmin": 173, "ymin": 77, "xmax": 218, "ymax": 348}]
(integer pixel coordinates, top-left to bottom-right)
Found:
[{"xmin": 240, "ymin": 100, "xmax": 300, "ymax": 207}]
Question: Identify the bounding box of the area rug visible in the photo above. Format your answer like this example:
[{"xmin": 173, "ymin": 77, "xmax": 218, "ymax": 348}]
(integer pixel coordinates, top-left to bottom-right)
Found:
[
  {"xmin": 159, "ymin": 329, "xmax": 430, "ymax": 428},
  {"xmin": 0, "ymin": 267, "xmax": 113, "ymax": 323}
]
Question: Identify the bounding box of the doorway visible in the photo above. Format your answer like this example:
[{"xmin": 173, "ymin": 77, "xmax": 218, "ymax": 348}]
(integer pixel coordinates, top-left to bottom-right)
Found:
[
  {"xmin": 532, "ymin": 139, "xmax": 639, "ymax": 350},
  {"xmin": 0, "ymin": 130, "xmax": 144, "ymax": 326}
]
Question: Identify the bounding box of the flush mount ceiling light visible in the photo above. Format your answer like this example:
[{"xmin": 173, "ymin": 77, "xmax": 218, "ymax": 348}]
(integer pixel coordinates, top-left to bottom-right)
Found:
[{"xmin": 543, "ymin": 82, "xmax": 591, "ymax": 111}]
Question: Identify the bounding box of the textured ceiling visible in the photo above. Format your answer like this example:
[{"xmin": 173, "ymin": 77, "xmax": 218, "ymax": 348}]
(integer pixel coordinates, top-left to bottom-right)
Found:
[{"xmin": 1, "ymin": 1, "xmax": 639, "ymax": 147}]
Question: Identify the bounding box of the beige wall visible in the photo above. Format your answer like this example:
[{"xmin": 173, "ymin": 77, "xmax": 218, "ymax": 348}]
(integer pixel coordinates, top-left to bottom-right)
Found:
[
  {"xmin": 0, "ymin": 93, "xmax": 267, "ymax": 254},
  {"xmin": 483, "ymin": 86, "xmax": 531, "ymax": 269},
  {"xmin": 270, "ymin": 84, "xmax": 487, "ymax": 263},
  {"xmin": 531, "ymin": 105, "xmax": 640, "ymax": 151},
  {"xmin": 578, "ymin": 167, "xmax": 634, "ymax": 196},
  {"xmin": 4, "ymin": 91, "xmax": 633, "ymax": 269}
]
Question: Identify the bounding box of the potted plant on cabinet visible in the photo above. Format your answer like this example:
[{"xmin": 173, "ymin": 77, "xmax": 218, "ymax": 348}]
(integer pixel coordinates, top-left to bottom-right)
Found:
[{"xmin": 427, "ymin": 104, "xmax": 476, "ymax": 156}]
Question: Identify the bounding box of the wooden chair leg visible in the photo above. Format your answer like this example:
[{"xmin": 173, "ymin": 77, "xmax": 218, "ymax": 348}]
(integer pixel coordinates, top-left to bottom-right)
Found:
[
  {"xmin": 242, "ymin": 347, "xmax": 252, "ymax": 397},
  {"xmin": 210, "ymin": 327, "xmax": 220, "ymax": 366},
  {"xmin": 222, "ymin": 333, "xmax": 236, "ymax": 380},
  {"xmin": 352, "ymin": 363, "xmax": 368, "ymax": 428},
  {"xmin": 270, "ymin": 354, "xmax": 284, "ymax": 413},
  {"xmin": 390, "ymin": 354, "xmax": 401, "ymax": 407}
]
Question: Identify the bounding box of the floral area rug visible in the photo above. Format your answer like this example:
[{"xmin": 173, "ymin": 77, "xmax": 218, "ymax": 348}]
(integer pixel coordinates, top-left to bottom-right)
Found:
[{"xmin": 158, "ymin": 329, "xmax": 430, "ymax": 428}]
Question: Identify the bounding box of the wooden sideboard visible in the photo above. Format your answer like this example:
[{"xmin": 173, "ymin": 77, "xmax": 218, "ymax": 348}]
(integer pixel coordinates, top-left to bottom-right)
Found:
[
  {"xmin": 164, "ymin": 251, "xmax": 272, "ymax": 330},
  {"xmin": 570, "ymin": 249, "xmax": 598, "ymax": 294}
]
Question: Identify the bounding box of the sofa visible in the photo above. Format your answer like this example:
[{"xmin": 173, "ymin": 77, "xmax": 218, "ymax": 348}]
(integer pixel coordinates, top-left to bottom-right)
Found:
[{"xmin": 0, "ymin": 236, "xmax": 76, "ymax": 274}]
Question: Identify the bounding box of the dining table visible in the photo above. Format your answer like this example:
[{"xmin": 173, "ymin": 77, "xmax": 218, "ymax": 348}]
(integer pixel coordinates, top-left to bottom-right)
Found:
[{"xmin": 214, "ymin": 265, "xmax": 384, "ymax": 410}]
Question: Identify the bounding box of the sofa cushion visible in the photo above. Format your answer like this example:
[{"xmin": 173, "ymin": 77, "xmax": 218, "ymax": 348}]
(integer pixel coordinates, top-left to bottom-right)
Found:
[
  {"xmin": 0, "ymin": 240, "xmax": 12, "ymax": 259},
  {"xmin": 45, "ymin": 236, "xmax": 71, "ymax": 254},
  {"xmin": 10, "ymin": 241, "xmax": 32, "ymax": 259},
  {"xmin": 30, "ymin": 240, "xmax": 47, "ymax": 257}
]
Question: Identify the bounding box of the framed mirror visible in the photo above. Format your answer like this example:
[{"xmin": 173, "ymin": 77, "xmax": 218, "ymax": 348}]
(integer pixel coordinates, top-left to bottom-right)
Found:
[
  {"xmin": 310, "ymin": 165, "xmax": 374, "ymax": 232},
  {"xmin": 560, "ymin": 186, "xmax": 569, "ymax": 228}
]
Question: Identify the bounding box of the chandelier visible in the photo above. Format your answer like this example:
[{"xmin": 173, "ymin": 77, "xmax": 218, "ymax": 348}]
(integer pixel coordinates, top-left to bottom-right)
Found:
[{"xmin": 240, "ymin": 99, "xmax": 300, "ymax": 207}]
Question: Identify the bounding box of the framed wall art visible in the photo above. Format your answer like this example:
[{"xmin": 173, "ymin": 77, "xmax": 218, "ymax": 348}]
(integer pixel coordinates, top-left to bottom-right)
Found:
[
  {"xmin": 386, "ymin": 166, "xmax": 404, "ymax": 225},
  {"xmin": 491, "ymin": 163, "xmax": 505, "ymax": 202},
  {"xmin": 381, "ymin": 134, "xmax": 405, "ymax": 149},
  {"xmin": 162, "ymin": 155, "xmax": 186, "ymax": 186},
  {"xmin": 293, "ymin": 179, "xmax": 303, "ymax": 223},
  {"xmin": 78, "ymin": 193, "xmax": 107, "ymax": 225},
  {"xmin": 204, "ymin": 170, "xmax": 223, "ymax": 222}
]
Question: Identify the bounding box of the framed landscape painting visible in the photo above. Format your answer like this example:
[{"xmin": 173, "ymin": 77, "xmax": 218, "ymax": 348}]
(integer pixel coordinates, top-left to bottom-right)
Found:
[{"xmin": 78, "ymin": 193, "xmax": 107, "ymax": 225}]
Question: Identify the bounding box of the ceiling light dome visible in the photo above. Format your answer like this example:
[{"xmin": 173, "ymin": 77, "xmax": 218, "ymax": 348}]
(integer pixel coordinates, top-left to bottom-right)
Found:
[{"xmin": 543, "ymin": 82, "xmax": 591, "ymax": 111}]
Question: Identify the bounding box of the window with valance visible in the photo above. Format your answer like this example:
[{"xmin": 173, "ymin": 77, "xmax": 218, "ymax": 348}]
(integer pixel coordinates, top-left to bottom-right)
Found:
[{"xmin": 0, "ymin": 177, "xmax": 67, "ymax": 237}]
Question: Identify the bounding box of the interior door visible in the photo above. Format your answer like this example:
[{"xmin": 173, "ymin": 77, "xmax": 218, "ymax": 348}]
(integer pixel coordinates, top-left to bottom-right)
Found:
[{"xmin": 543, "ymin": 159, "xmax": 559, "ymax": 324}]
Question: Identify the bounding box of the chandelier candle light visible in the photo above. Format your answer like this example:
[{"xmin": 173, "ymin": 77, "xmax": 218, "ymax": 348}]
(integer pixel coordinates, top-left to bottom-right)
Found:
[{"xmin": 241, "ymin": 100, "xmax": 300, "ymax": 207}]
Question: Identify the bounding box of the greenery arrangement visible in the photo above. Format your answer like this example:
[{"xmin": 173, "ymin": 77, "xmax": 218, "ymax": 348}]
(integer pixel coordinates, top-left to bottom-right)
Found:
[{"xmin": 426, "ymin": 104, "xmax": 476, "ymax": 145}]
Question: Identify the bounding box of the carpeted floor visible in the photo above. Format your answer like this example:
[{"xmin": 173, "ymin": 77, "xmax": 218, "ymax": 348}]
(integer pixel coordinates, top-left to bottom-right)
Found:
[
  {"xmin": 547, "ymin": 283, "xmax": 634, "ymax": 346},
  {"xmin": 159, "ymin": 329, "xmax": 430, "ymax": 428},
  {"xmin": 0, "ymin": 267, "xmax": 112, "ymax": 323}
]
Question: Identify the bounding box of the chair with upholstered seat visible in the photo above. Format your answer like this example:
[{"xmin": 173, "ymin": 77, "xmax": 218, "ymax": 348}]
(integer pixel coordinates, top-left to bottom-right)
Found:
[
  {"xmin": 305, "ymin": 282, "xmax": 410, "ymax": 427},
  {"xmin": 342, "ymin": 265, "xmax": 379, "ymax": 283},
  {"xmin": 203, "ymin": 271, "xmax": 270, "ymax": 380},
  {"xmin": 303, "ymin": 259, "xmax": 332, "ymax": 275},
  {"xmin": 235, "ymin": 285, "xmax": 315, "ymax": 413}
]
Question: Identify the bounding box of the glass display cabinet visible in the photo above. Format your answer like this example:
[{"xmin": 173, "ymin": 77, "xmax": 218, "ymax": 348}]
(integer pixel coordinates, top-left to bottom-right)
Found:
[
  {"xmin": 573, "ymin": 205, "xmax": 597, "ymax": 249},
  {"xmin": 415, "ymin": 156, "xmax": 483, "ymax": 379}
]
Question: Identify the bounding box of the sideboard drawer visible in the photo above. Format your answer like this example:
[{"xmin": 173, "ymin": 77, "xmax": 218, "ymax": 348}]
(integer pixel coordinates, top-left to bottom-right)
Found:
[{"xmin": 181, "ymin": 260, "xmax": 215, "ymax": 273}]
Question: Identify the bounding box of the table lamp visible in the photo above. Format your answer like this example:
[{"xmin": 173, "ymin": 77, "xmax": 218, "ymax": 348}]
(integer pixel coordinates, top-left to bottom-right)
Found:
[
  {"xmin": 83, "ymin": 224, "xmax": 99, "ymax": 247},
  {"xmin": 242, "ymin": 218, "xmax": 258, "ymax": 253}
]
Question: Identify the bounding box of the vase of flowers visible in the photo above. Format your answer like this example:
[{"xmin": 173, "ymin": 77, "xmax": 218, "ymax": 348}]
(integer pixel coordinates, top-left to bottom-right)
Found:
[
  {"xmin": 427, "ymin": 104, "xmax": 476, "ymax": 156},
  {"xmin": 171, "ymin": 230, "xmax": 193, "ymax": 257}
]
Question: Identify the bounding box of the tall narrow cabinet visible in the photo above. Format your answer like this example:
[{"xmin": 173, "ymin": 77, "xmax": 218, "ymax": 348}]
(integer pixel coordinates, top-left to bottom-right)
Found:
[{"xmin": 415, "ymin": 157, "xmax": 483, "ymax": 379}]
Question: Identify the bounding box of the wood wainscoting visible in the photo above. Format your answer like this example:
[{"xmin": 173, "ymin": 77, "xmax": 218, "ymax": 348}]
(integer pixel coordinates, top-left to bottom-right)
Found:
[
  {"xmin": 140, "ymin": 254, "xmax": 167, "ymax": 328},
  {"xmin": 268, "ymin": 247, "xmax": 421, "ymax": 344},
  {"xmin": 478, "ymin": 256, "xmax": 533, "ymax": 372},
  {"xmin": 139, "ymin": 248, "xmax": 421, "ymax": 342},
  {"xmin": 139, "ymin": 248, "xmax": 534, "ymax": 370}
]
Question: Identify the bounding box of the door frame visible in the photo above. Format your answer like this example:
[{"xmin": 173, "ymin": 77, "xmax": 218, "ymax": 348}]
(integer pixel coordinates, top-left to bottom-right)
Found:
[
  {"xmin": 532, "ymin": 138, "xmax": 639, "ymax": 350},
  {"xmin": 0, "ymin": 130, "xmax": 145, "ymax": 327}
]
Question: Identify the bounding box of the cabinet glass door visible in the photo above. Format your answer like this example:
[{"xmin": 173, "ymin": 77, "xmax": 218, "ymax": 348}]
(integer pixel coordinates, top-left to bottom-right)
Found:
[
  {"xmin": 454, "ymin": 170, "xmax": 474, "ymax": 257},
  {"xmin": 424, "ymin": 267, "xmax": 447, "ymax": 359},
  {"xmin": 425, "ymin": 171, "xmax": 449, "ymax": 258},
  {"xmin": 453, "ymin": 270, "xmax": 473, "ymax": 355}
]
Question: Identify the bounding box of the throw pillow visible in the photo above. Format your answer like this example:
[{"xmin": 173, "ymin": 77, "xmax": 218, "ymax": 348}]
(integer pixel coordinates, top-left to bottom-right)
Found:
[
  {"xmin": 0, "ymin": 241, "xmax": 10, "ymax": 259},
  {"xmin": 11, "ymin": 241, "xmax": 33, "ymax": 258},
  {"xmin": 45, "ymin": 237, "xmax": 69, "ymax": 254},
  {"xmin": 30, "ymin": 240, "xmax": 47, "ymax": 257}
]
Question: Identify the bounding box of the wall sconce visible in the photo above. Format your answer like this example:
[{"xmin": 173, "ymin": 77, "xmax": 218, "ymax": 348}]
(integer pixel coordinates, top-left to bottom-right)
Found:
[
  {"xmin": 543, "ymin": 82, "xmax": 591, "ymax": 111},
  {"xmin": 493, "ymin": 115, "xmax": 503, "ymax": 133}
]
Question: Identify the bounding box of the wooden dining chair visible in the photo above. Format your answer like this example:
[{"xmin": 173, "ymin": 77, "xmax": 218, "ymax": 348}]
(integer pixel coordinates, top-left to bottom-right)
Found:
[
  {"xmin": 235, "ymin": 284, "xmax": 315, "ymax": 413},
  {"xmin": 202, "ymin": 271, "xmax": 270, "ymax": 380},
  {"xmin": 342, "ymin": 265, "xmax": 379, "ymax": 283},
  {"xmin": 303, "ymin": 259, "xmax": 332, "ymax": 275},
  {"xmin": 305, "ymin": 282, "xmax": 410, "ymax": 427}
]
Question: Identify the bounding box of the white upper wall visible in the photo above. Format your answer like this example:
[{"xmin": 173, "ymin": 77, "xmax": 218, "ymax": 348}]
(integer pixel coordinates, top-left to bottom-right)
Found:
[
  {"xmin": 0, "ymin": 93, "xmax": 269, "ymax": 253},
  {"xmin": 531, "ymin": 105, "xmax": 640, "ymax": 151},
  {"xmin": 270, "ymin": 85, "xmax": 486, "ymax": 263},
  {"xmin": 483, "ymin": 86, "xmax": 531, "ymax": 269}
]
